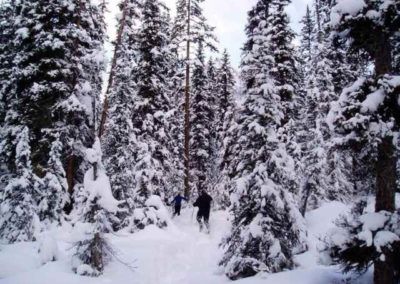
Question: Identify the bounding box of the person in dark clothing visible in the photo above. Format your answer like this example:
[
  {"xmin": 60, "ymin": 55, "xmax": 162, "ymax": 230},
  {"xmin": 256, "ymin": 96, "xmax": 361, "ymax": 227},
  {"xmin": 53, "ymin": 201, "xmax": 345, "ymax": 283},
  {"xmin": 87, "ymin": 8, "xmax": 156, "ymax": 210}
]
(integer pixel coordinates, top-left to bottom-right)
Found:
[
  {"xmin": 193, "ymin": 191, "xmax": 213, "ymax": 232},
  {"xmin": 170, "ymin": 194, "xmax": 187, "ymax": 216}
]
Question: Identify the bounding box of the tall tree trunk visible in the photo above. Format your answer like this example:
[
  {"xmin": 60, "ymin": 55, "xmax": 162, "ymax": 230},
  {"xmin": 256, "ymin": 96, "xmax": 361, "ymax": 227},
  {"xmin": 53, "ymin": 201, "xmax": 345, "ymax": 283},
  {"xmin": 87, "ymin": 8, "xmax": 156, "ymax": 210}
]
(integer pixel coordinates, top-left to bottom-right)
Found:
[
  {"xmin": 373, "ymin": 31, "xmax": 396, "ymax": 284},
  {"xmin": 184, "ymin": 0, "xmax": 191, "ymax": 198},
  {"xmin": 99, "ymin": 0, "xmax": 129, "ymax": 138}
]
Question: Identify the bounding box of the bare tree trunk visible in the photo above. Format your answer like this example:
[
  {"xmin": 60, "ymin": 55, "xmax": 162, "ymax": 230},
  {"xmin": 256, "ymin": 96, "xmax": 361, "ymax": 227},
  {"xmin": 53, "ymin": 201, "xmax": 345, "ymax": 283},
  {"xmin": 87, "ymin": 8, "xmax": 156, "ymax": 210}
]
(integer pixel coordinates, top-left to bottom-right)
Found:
[
  {"xmin": 300, "ymin": 181, "xmax": 311, "ymax": 217},
  {"xmin": 375, "ymin": 136, "xmax": 396, "ymax": 213},
  {"xmin": 184, "ymin": 0, "xmax": 191, "ymax": 198},
  {"xmin": 373, "ymin": 31, "xmax": 396, "ymax": 284},
  {"xmin": 98, "ymin": 0, "xmax": 129, "ymax": 138}
]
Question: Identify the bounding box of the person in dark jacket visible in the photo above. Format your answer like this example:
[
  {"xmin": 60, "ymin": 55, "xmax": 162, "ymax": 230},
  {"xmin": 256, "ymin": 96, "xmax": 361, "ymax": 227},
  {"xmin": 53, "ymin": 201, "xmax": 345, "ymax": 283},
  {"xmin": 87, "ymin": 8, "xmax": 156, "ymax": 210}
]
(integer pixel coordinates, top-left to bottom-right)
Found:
[
  {"xmin": 193, "ymin": 191, "xmax": 213, "ymax": 232},
  {"xmin": 170, "ymin": 193, "xmax": 187, "ymax": 216}
]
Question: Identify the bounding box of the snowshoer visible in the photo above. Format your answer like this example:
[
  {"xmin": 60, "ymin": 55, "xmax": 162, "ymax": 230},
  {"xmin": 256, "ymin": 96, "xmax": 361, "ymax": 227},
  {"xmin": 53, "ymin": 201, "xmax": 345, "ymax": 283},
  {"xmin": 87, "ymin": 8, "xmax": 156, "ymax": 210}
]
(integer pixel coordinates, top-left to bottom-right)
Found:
[
  {"xmin": 193, "ymin": 191, "xmax": 213, "ymax": 232},
  {"xmin": 170, "ymin": 193, "xmax": 188, "ymax": 216}
]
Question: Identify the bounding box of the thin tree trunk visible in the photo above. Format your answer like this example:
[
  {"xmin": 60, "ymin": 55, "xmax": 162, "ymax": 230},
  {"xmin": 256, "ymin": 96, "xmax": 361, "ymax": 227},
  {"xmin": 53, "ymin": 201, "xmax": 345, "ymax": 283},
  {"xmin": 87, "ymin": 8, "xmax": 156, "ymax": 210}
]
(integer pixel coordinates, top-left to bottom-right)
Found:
[
  {"xmin": 373, "ymin": 31, "xmax": 396, "ymax": 284},
  {"xmin": 98, "ymin": 0, "xmax": 129, "ymax": 138},
  {"xmin": 375, "ymin": 136, "xmax": 396, "ymax": 213},
  {"xmin": 300, "ymin": 181, "xmax": 311, "ymax": 217},
  {"xmin": 184, "ymin": 0, "xmax": 191, "ymax": 198}
]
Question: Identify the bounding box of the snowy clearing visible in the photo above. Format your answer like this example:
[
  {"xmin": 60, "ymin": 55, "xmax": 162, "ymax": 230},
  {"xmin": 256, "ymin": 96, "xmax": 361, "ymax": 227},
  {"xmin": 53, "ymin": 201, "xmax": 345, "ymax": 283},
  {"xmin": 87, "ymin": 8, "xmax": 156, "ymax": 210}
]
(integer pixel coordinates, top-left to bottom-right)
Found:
[{"xmin": 0, "ymin": 202, "xmax": 376, "ymax": 284}]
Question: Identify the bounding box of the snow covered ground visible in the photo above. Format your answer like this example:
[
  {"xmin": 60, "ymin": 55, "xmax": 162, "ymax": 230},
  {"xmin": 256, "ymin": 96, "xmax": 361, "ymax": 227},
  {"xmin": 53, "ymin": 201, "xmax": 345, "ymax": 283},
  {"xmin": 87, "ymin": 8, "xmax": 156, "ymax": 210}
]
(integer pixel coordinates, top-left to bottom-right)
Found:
[{"xmin": 0, "ymin": 201, "xmax": 383, "ymax": 284}]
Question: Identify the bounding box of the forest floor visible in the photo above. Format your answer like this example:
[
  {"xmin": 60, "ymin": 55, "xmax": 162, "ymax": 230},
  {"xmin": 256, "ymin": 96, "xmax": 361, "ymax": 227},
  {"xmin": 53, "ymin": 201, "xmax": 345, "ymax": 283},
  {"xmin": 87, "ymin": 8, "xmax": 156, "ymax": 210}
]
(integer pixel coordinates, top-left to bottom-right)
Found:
[{"xmin": 0, "ymin": 198, "xmax": 388, "ymax": 284}]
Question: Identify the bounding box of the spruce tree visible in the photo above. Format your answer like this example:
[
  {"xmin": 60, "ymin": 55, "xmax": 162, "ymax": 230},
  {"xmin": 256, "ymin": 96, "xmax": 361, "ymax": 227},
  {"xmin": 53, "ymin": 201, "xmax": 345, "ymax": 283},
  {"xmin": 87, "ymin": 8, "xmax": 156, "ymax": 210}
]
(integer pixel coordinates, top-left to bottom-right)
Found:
[
  {"xmin": 299, "ymin": 5, "xmax": 315, "ymax": 68},
  {"xmin": 0, "ymin": 0, "xmax": 15, "ymax": 127},
  {"xmin": 220, "ymin": 0, "xmax": 306, "ymax": 280},
  {"xmin": 0, "ymin": 126, "xmax": 40, "ymax": 243},
  {"xmin": 0, "ymin": 0, "xmax": 16, "ymax": 186},
  {"xmin": 328, "ymin": 1, "xmax": 400, "ymax": 283},
  {"xmin": 126, "ymin": 0, "xmax": 174, "ymax": 229},
  {"xmin": 173, "ymin": 0, "xmax": 216, "ymax": 198},
  {"xmin": 102, "ymin": 0, "xmax": 140, "ymax": 230},
  {"xmin": 214, "ymin": 50, "xmax": 236, "ymax": 208},
  {"xmin": 190, "ymin": 42, "xmax": 213, "ymax": 195},
  {"xmin": 73, "ymin": 139, "xmax": 119, "ymax": 276},
  {"xmin": 2, "ymin": 0, "xmax": 106, "ymax": 216},
  {"xmin": 38, "ymin": 135, "xmax": 69, "ymax": 226}
]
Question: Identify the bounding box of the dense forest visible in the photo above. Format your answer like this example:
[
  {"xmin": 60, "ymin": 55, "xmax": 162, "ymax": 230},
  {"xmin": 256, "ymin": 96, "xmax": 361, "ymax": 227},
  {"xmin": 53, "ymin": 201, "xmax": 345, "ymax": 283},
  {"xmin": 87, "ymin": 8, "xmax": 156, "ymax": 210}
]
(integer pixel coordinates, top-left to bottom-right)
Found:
[{"xmin": 0, "ymin": 0, "xmax": 399, "ymax": 283}]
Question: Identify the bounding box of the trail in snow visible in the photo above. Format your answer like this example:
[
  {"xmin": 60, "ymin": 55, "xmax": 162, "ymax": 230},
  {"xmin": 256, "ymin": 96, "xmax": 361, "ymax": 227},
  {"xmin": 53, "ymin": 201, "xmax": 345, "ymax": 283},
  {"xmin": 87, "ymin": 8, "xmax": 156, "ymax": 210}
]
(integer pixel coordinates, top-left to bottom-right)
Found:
[{"xmin": 0, "ymin": 202, "xmax": 376, "ymax": 284}]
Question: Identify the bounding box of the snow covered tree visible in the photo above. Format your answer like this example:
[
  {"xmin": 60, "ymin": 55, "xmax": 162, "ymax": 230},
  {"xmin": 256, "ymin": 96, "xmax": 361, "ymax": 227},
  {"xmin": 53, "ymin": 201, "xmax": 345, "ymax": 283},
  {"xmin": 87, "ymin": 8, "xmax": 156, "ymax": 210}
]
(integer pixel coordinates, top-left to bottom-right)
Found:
[
  {"xmin": 102, "ymin": 0, "xmax": 140, "ymax": 230},
  {"xmin": 73, "ymin": 139, "xmax": 119, "ymax": 276},
  {"xmin": 0, "ymin": 126, "xmax": 40, "ymax": 243},
  {"xmin": 172, "ymin": 0, "xmax": 217, "ymax": 198},
  {"xmin": 299, "ymin": 5, "xmax": 315, "ymax": 67},
  {"xmin": 216, "ymin": 50, "xmax": 236, "ymax": 146},
  {"xmin": 328, "ymin": 199, "xmax": 400, "ymax": 283},
  {"xmin": 38, "ymin": 135, "xmax": 69, "ymax": 226},
  {"xmin": 64, "ymin": 0, "xmax": 107, "ymax": 205},
  {"xmin": 298, "ymin": 0, "xmax": 363, "ymax": 213},
  {"xmin": 0, "ymin": 0, "xmax": 15, "ymax": 127},
  {"xmin": 162, "ymin": 7, "xmax": 185, "ymax": 199},
  {"xmin": 2, "ymin": 0, "xmax": 106, "ymax": 218},
  {"xmin": 0, "ymin": 0, "xmax": 17, "ymax": 188},
  {"xmin": 328, "ymin": 1, "xmax": 400, "ymax": 282},
  {"xmin": 214, "ymin": 50, "xmax": 236, "ymax": 208},
  {"xmin": 190, "ymin": 42, "xmax": 213, "ymax": 196},
  {"xmin": 123, "ymin": 0, "xmax": 174, "ymax": 230},
  {"xmin": 220, "ymin": 0, "xmax": 307, "ymax": 280}
]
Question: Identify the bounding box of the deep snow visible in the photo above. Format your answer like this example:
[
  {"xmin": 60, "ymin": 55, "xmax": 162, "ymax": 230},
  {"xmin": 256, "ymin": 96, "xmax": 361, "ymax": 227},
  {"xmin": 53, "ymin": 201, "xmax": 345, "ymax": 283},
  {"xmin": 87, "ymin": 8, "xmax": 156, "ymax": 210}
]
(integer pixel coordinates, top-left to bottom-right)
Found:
[{"xmin": 0, "ymin": 202, "xmax": 379, "ymax": 284}]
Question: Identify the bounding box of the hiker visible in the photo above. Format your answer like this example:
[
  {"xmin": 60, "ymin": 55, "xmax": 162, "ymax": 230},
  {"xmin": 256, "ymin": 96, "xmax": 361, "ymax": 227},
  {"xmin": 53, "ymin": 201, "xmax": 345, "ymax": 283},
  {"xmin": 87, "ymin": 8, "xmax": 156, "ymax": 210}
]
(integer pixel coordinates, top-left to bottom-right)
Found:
[
  {"xmin": 193, "ymin": 191, "xmax": 213, "ymax": 232},
  {"xmin": 170, "ymin": 193, "xmax": 187, "ymax": 216}
]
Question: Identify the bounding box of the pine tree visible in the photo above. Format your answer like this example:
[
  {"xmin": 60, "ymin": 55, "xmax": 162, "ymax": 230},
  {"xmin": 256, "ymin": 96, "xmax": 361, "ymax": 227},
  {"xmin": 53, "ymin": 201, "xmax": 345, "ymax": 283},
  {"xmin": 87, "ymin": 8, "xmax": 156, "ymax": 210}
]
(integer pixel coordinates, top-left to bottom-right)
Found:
[
  {"xmin": 173, "ymin": 0, "xmax": 216, "ymax": 198},
  {"xmin": 162, "ymin": 5, "xmax": 185, "ymax": 199},
  {"xmin": 102, "ymin": 0, "xmax": 140, "ymax": 230},
  {"xmin": 0, "ymin": 126, "xmax": 40, "ymax": 243},
  {"xmin": 0, "ymin": 0, "xmax": 17, "ymax": 187},
  {"xmin": 125, "ymin": 0, "xmax": 174, "ymax": 230},
  {"xmin": 0, "ymin": 0, "xmax": 15, "ymax": 127},
  {"xmin": 2, "ymin": 0, "xmax": 106, "ymax": 216},
  {"xmin": 73, "ymin": 139, "xmax": 119, "ymax": 276},
  {"xmin": 299, "ymin": 0, "xmax": 361, "ymax": 214},
  {"xmin": 220, "ymin": 0, "xmax": 307, "ymax": 280},
  {"xmin": 65, "ymin": 0, "xmax": 107, "ymax": 205},
  {"xmin": 299, "ymin": 5, "xmax": 315, "ymax": 68},
  {"xmin": 190, "ymin": 42, "xmax": 213, "ymax": 196},
  {"xmin": 216, "ymin": 50, "xmax": 235, "ymax": 146},
  {"xmin": 38, "ymin": 135, "xmax": 69, "ymax": 226},
  {"xmin": 214, "ymin": 50, "xmax": 236, "ymax": 208},
  {"xmin": 328, "ymin": 1, "xmax": 400, "ymax": 282}
]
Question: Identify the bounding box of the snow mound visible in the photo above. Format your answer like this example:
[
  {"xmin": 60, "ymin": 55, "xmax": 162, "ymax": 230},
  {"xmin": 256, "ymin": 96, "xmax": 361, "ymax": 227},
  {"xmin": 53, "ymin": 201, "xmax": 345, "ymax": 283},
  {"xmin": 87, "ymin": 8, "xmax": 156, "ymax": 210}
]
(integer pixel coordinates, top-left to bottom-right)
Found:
[
  {"xmin": 38, "ymin": 231, "xmax": 59, "ymax": 264},
  {"xmin": 83, "ymin": 168, "xmax": 119, "ymax": 213},
  {"xmin": 132, "ymin": 195, "xmax": 171, "ymax": 231}
]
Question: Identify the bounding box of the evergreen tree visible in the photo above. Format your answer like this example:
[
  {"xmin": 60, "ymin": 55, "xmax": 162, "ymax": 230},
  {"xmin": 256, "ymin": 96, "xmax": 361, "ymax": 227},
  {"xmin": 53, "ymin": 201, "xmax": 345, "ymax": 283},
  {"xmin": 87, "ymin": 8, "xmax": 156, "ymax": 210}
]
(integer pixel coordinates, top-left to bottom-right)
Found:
[
  {"xmin": 128, "ymin": 0, "xmax": 174, "ymax": 223},
  {"xmin": 73, "ymin": 139, "xmax": 119, "ymax": 276},
  {"xmin": 214, "ymin": 50, "xmax": 236, "ymax": 208},
  {"xmin": 190, "ymin": 42, "xmax": 213, "ymax": 195},
  {"xmin": 328, "ymin": 1, "xmax": 400, "ymax": 282},
  {"xmin": 0, "ymin": 126, "xmax": 40, "ymax": 243},
  {"xmin": 172, "ymin": 0, "xmax": 217, "ymax": 198},
  {"xmin": 216, "ymin": 50, "xmax": 236, "ymax": 147},
  {"xmin": 299, "ymin": 5, "xmax": 315, "ymax": 68},
  {"xmin": 38, "ymin": 135, "xmax": 69, "ymax": 226},
  {"xmin": 2, "ymin": 0, "xmax": 106, "ymax": 216},
  {"xmin": 0, "ymin": 0, "xmax": 15, "ymax": 127},
  {"xmin": 0, "ymin": 0, "xmax": 16, "ymax": 187},
  {"xmin": 299, "ymin": 0, "xmax": 360, "ymax": 214},
  {"xmin": 102, "ymin": 0, "xmax": 140, "ymax": 230},
  {"xmin": 220, "ymin": 0, "xmax": 307, "ymax": 280}
]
